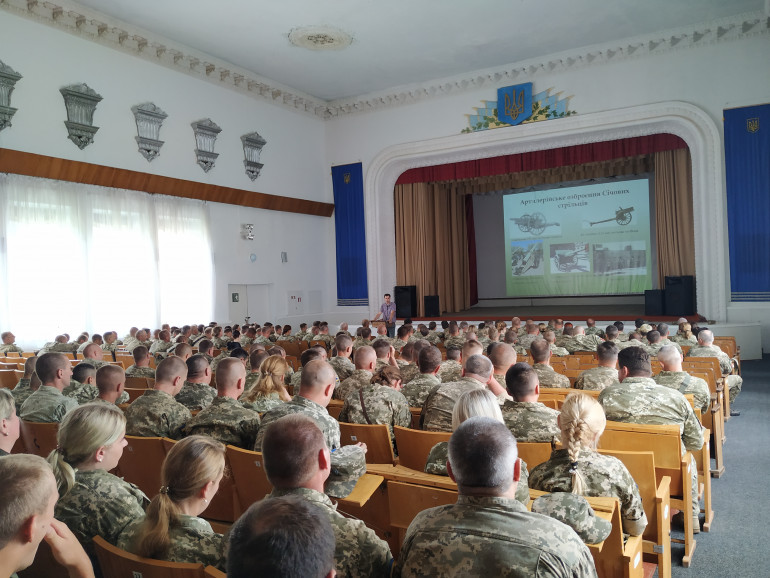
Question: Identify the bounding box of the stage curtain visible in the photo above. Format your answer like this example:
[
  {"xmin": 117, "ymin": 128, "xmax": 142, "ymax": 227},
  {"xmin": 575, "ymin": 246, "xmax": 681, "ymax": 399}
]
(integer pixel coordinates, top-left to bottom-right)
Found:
[
  {"xmin": 395, "ymin": 183, "xmax": 470, "ymax": 316},
  {"xmin": 653, "ymin": 149, "xmax": 695, "ymax": 283}
]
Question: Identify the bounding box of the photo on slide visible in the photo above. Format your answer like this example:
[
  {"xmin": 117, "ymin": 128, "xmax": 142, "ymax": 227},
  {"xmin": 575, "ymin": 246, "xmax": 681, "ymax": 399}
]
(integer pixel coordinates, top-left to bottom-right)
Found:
[
  {"xmin": 581, "ymin": 205, "xmax": 636, "ymax": 229},
  {"xmin": 508, "ymin": 211, "xmax": 561, "ymax": 241},
  {"xmin": 592, "ymin": 241, "xmax": 647, "ymax": 275},
  {"xmin": 510, "ymin": 240, "xmax": 544, "ymax": 277},
  {"xmin": 550, "ymin": 242, "xmax": 590, "ymax": 274}
]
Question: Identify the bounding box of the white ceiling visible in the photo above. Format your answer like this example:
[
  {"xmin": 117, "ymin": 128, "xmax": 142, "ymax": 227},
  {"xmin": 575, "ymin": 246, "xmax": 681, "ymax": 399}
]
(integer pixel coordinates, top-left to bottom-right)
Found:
[{"xmin": 62, "ymin": 0, "xmax": 766, "ymax": 101}]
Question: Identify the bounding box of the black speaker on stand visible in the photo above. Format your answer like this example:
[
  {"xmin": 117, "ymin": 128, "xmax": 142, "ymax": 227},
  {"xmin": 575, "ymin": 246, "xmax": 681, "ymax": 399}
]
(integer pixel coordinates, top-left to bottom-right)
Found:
[
  {"xmin": 664, "ymin": 276, "xmax": 695, "ymax": 316},
  {"xmin": 394, "ymin": 285, "xmax": 417, "ymax": 318},
  {"xmin": 424, "ymin": 295, "xmax": 440, "ymax": 317},
  {"xmin": 644, "ymin": 289, "xmax": 665, "ymax": 316}
]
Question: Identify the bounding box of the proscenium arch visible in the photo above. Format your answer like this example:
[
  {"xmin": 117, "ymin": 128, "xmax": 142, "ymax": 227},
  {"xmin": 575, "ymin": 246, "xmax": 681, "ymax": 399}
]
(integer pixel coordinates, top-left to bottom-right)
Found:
[{"xmin": 365, "ymin": 101, "xmax": 726, "ymax": 321}]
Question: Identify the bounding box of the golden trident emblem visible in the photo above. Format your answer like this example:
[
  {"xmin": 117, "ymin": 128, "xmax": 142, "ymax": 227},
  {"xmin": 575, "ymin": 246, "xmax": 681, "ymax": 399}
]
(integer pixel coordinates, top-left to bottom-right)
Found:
[
  {"xmin": 504, "ymin": 90, "xmax": 525, "ymax": 120},
  {"xmin": 747, "ymin": 118, "xmax": 759, "ymax": 133},
  {"xmin": 343, "ymin": 172, "xmax": 351, "ymax": 184}
]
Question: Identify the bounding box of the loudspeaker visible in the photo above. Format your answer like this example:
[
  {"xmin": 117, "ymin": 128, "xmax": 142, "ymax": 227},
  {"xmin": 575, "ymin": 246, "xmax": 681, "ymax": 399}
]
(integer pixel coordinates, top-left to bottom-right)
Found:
[
  {"xmin": 394, "ymin": 285, "xmax": 417, "ymax": 318},
  {"xmin": 664, "ymin": 276, "xmax": 695, "ymax": 316},
  {"xmin": 644, "ymin": 289, "xmax": 665, "ymax": 316},
  {"xmin": 424, "ymin": 295, "xmax": 440, "ymax": 317}
]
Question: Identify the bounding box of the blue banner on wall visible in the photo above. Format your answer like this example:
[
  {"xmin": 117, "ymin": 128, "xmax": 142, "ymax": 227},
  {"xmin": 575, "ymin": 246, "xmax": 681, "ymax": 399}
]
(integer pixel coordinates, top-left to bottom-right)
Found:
[
  {"xmin": 724, "ymin": 103, "xmax": 770, "ymax": 301},
  {"xmin": 331, "ymin": 163, "xmax": 369, "ymax": 306}
]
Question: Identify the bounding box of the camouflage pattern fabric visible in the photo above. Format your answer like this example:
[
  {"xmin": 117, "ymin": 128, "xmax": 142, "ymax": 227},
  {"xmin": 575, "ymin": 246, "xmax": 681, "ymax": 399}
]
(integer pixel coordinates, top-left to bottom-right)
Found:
[
  {"xmin": 13, "ymin": 377, "xmax": 30, "ymax": 390},
  {"xmin": 335, "ymin": 369, "xmax": 373, "ymax": 402},
  {"xmin": 500, "ymin": 400, "xmax": 560, "ymax": 443},
  {"xmin": 584, "ymin": 327, "xmax": 604, "ymax": 337},
  {"xmin": 48, "ymin": 342, "xmax": 78, "ymax": 353},
  {"xmin": 421, "ymin": 377, "xmax": 486, "ymax": 432},
  {"xmin": 393, "ymin": 495, "xmax": 597, "ymax": 577},
  {"xmin": 392, "ymin": 339, "xmax": 408, "ymax": 353},
  {"xmin": 518, "ymin": 334, "xmax": 540, "ymax": 350},
  {"xmin": 19, "ymin": 385, "xmax": 78, "ymax": 423},
  {"xmin": 329, "ymin": 356, "xmax": 356, "ymax": 382},
  {"xmin": 118, "ymin": 514, "xmax": 225, "ymax": 571},
  {"xmin": 549, "ymin": 344, "xmax": 570, "ymax": 357},
  {"xmin": 565, "ymin": 334, "xmax": 604, "ymax": 353},
  {"xmin": 338, "ymin": 383, "xmax": 411, "ymax": 444},
  {"xmin": 685, "ymin": 344, "xmax": 742, "ymax": 402},
  {"xmin": 240, "ymin": 393, "xmax": 283, "ymax": 414},
  {"xmin": 125, "ymin": 365, "xmax": 156, "ymax": 379},
  {"xmin": 658, "ymin": 338, "xmax": 683, "ymax": 356},
  {"xmin": 243, "ymin": 371, "xmax": 261, "ymax": 392},
  {"xmin": 531, "ymin": 493, "xmax": 612, "ymax": 545},
  {"xmin": 617, "ymin": 338, "xmax": 646, "ymax": 351},
  {"xmin": 11, "ymin": 386, "xmax": 35, "ymax": 412},
  {"xmin": 401, "ymin": 373, "xmax": 441, "ymax": 407},
  {"xmin": 443, "ymin": 336, "xmax": 465, "ymax": 349},
  {"xmin": 183, "ymin": 396, "xmax": 261, "ymax": 449},
  {"xmin": 55, "ymin": 469, "xmax": 148, "ymax": 558},
  {"xmin": 352, "ymin": 337, "xmax": 372, "ymax": 350},
  {"xmin": 270, "ymin": 487, "xmax": 392, "ymax": 578},
  {"xmin": 574, "ymin": 366, "xmax": 619, "ymax": 392},
  {"xmin": 529, "ymin": 448, "xmax": 648, "ymax": 536},
  {"xmin": 654, "ymin": 370, "xmax": 711, "ymax": 414},
  {"xmin": 209, "ymin": 351, "xmax": 230, "ymax": 372},
  {"xmin": 533, "ymin": 363, "xmax": 570, "ymax": 389},
  {"xmin": 79, "ymin": 359, "xmax": 111, "ymax": 370},
  {"xmin": 288, "ymin": 368, "xmax": 303, "ymax": 390},
  {"xmin": 102, "ymin": 342, "xmax": 119, "ymax": 353},
  {"xmin": 399, "ymin": 363, "xmax": 420, "ymax": 385},
  {"xmin": 124, "ymin": 389, "xmax": 192, "ymax": 439},
  {"xmin": 175, "ymin": 381, "xmax": 216, "ymax": 412},
  {"xmin": 671, "ymin": 334, "xmax": 698, "ymax": 345},
  {"xmin": 0, "ymin": 343, "xmax": 23, "ymax": 353},
  {"xmin": 126, "ymin": 340, "xmax": 152, "ymax": 352},
  {"xmin": 254, "ymin": 395, "xmax": 340, "ymax": 451},
  {"xmin": 425, "ymin": 332, "xmax": 442, "ymax": 345},
  {"xmin": 437, "ymin": 360, "xmax": 462, "ymax": 383},
  {"xmin": 63, "ymin": 380, "xmax": 129, "ymax": 405}
]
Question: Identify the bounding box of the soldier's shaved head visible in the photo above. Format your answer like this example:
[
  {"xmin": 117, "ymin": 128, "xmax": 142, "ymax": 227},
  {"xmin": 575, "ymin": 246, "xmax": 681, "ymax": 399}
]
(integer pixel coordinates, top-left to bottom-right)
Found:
[
  {"xmin": 216, "ymin": 358, "xmax": 246, "ymax": 393},
  {"xmin": 354, "ymin": 346, "xmax": 377, "ymax": 370},
  {"xmin": 463, "ymin": 354, "xmax": 493, "ymax": 381},
  {"xmin": 249, "ymin": 349, "xmax": 270, "ymax": 373},
  {"xmin": 529, "ymin": 339, "xmax": 550, "ymax": 363},
  {"xmin": 372, "ymin": 339, "xmax": 392, "ymax": 359},
  {"xmin": 35, "ymin": 353, "xmax": 69, "ymax": 385},
  {"xmin": 155, "ymin": 356, "xmax": 188, "ymax": 385},
  {"xmin": 263, "ymin": 414, "xmax": 327, "ymax": 488},
  {"xmin": 488, "ymin": 343, "xmax": 516, "ymax": 373},
  {"xmin": 506, "ymin": 363, "xmax": 539, "ymax": 400},
  {"xmin": 83, "ymin": 343, "xmax": 103, "ymax": 360},
  {"xmin": 461, "ymin": 341, "xmax": 483, "ymax": 362},
  {"xmin": 299, "ymin": 360, "xmax": 335, "ymax": 395},
  {"xmin": 96, "ymin": 364, "xmax": 125, "ymax": 396}
]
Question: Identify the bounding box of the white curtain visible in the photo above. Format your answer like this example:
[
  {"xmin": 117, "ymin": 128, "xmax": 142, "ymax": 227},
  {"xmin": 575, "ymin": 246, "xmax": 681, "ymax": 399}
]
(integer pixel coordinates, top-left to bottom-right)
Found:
[{"xmin": 0, "ymin": 173, "xmax": 214, "ymax": 349}]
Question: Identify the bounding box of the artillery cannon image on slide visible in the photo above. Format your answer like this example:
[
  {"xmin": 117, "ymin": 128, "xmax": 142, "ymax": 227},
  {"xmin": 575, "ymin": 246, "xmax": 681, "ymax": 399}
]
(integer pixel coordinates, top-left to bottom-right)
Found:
[
  {"xmin": 510, "ymin": 212, "xmax": 560, "ymax": 236},
  {"xmin": 550, "ymin": 242, "xmax": 590, "ymax": 274},
  {"xmin": 511, "ymin": 243, "xmax": 543, "ymax": 276},
  {"xmin": 588, "ymin": 206, "xmax": 634, "ymax": 227}
]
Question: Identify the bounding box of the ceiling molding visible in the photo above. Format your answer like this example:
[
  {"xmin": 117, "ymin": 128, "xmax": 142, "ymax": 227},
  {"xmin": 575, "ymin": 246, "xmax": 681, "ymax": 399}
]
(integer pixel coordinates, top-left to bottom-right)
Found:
[{"xmin": 2, "ymin": 0, "xmax": 767, "ymax": 120}]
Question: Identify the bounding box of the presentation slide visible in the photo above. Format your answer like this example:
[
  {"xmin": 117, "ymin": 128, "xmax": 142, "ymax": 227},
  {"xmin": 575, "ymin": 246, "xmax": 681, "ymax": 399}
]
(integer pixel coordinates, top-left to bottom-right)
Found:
[{"xmin": 495, "ymin": 177, "xmax": 654, "ymax": 297}]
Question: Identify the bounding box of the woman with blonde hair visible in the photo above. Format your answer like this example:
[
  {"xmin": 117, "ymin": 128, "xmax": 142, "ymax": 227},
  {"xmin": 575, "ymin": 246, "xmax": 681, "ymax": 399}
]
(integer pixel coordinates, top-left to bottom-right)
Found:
[
  {"xmin": 673, "ymin": 321, "xmax": 697, "ymax": 344},
  {"xmin": 240, "ymin": 355, "xmax": 291, "ymax": 412},
  {"xmin": 529, "ymin": 392, "xmax": 647, "ymax": 536},
  {"xmin": 119, "ymin": 435, "xmax": 226, "ymax": 570},
  {"xmin": 423, "ymin": 388, "xmax": 530, "ymax": 504},
  {"xmin": 48, "ymin": 403, "xmax": 147, "ymax": 558}
]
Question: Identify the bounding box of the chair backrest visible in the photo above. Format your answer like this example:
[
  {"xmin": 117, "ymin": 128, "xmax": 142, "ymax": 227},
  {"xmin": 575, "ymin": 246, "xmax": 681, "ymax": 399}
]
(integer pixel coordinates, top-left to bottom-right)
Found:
[
  {"xmin": 0, "ymin": 369, "xmax": 17, "ymax": 389},
  {"xmin": 393, "ymin": 426, "xmax": 451, "ymax": 471},
  {"xmin": 516, "ymin": 442, "xmax": 553, "ymax": 470},
  {"xmin": 387, "ymin": 480, "xmax": 457, "ymax": 556},
  {"xmin": 125, "ymin": 376, "xmax": 152, "ymax": 389},
  {"xmin": 19, "ymin": 420, "xmax": 59, "ymax": 457},
  {"xmin": 227, "ymin": 445, "xmax": 273, "ymax": 515},
  {"xmin": 123, "ymin": 388, "xmax": 146, "ymax": 402},
  {"xmin": 93, "ymin": 535, "xmax": 207, "ymax": 578},
  {"xmin": 339, "ymin": 422, "xmax": 396, "ymax": 464},
  {"xmin": 326, "ymin": 399, "xmax": 344, "ymax": 420},
  {"xmin": 117, "ymin": 436, "xmax": 172, "ymax": 497},
  {"xmin": 204, "ymin": 567, "xmax": 227, "ymax": 578}
]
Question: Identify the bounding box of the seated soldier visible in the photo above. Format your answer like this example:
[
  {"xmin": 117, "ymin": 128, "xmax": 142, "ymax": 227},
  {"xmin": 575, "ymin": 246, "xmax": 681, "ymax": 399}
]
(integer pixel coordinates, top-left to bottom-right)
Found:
[
  {"xmin": 488, "ymin": 342, "xmax": 517, "ymax": 395},
  {"xmin": 175, "ymin": 355, "xmax": 216, "ymax": 412},
  {"xmin": 565, "ymin": 326, "xmax": 604, "ymax": 353},
  {"xmin": 261, "ymin": 414, "xmax": 392, "ymax": 577},
  {"xmin": 654, "ymin": 345, "xmax": 711, "ymax": 415},
  {"xmin": 63, "ymin": 363, "xmax": 97, "ymax": 404},
  {"xmin": 328, "ymin": 333, "xmax": 355, "ymax": 381},
  {"xmin": 530, "ymin": 339, "xmax": 570, "ymax": 388},
  {"xmin": 352, "ymin": 326, "xmax": 373, "ymax": 349},
  {"xmin": 393, "ymin": 417, "xmax": 596, "ymax": 577},
  {"xmin": 502, "ymin": 329, "xmax": 527, "ymax": 356},
  {"xmin": 373, "ymin": 338, "xmax": 401, "ymax": 372},
  {"xmin": 126, "ymin": 329, "xmax": 151, "ymax": 352},
  {"xmin": 645, "ymin": 330, "xmax": 663, "ymax": 356},
  {"xmin": 14, "ymin": 356, "xmax": 37, "ymax": 392},
  {"xmin": 79, "ymin": 344, "xmax": 109, "ymax": 370},
  {"xmin": 618, "ymin": 331, "xmax": 645, "ymax": 350},
  {"xmin": 543, "ymin": 330, "xmax": 569, "ymax": 357},
  {"xmin": 335, "ymin": 345, "xmax": 377, "ymax": 401},
  {"xmin": 0, "ymin": 330, "xmax": 23, "ymax": 354},
  {"xmin": 392, "ymin": 324, "xmax": 411, "ymax": 353},
  {"xmin": 19, "ymin": 353, "xmax": 78, "ymax": 423},
  {"xmin": 502, "ymin": 362, "xmax": 561, "ymax": 443},
  {"xmin": 289, "ymin": 347, "xmax": 327, "ymax": 392},
  {"xmin": 184, "ymin": 358, "xmax": 261, "ymax": 450},
  {"xmin": 197, "ymin": 339, "xmax": 215, "ymax": 364},
  {"xmin": 240, "ymin": 355, "xmax": 291, "ymax": 413},
  {"xmin": 395, "ymin": 341, "xmax": 417, "ymax": 384},
  {"xmin": 77, "ymin": 334, "xmax": 103, "ymax": 355},
  {"xmin": 94, "ymin": 365, "xmax": 128, "ymax": 405},
  {"xmin": 655, "ymin": 323, "xmax": 683, "ymax": 355},
  {"xmin": 517, "ymin": 322, "xmax": 542, "ymax": 350},
  {"xmin": 686, "ymin": 329, "xmax": 742, "ymax": 408},
  {"xmin": 228, "ymin": 495, "xmax": 336, "ymax": 578},
  {"xmin": 442, "ymin": 322, "xmax": 465, "ymax": 349},
  {"xmin": 437, "ymin": 346, "xmax": 463, "ymax": 382},
  {"xmin": 603, "ymin": 324, "xmax": 621, "ymax": 345},
  {"xmin": 168, "ymin": 342, "xmax": 193, "ymax": 362},
  {"xmin": 244, "ymin": 348, "xmax": 270, "ymax": 391},
  {"xmin": 124, "ymin": 357, "xmax": 192, "ymax": 439},
  {"xmin": 574, "ymin": 341, "xmax": 620, "ymax": 391},
  {"xmin": 401, "ymin": 345, "xmax": 442, "ymax": 408},
  {"xmin": 124, "ymin": 345, "xmax": 156, "ymax": 379}
]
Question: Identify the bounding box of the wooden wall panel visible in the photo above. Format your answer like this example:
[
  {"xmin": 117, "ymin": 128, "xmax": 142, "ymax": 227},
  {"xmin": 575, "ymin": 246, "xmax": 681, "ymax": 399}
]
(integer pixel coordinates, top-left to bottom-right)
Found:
[{"xmin": 0, "ymin": 148, "xmax": 335, "ymax": 218}]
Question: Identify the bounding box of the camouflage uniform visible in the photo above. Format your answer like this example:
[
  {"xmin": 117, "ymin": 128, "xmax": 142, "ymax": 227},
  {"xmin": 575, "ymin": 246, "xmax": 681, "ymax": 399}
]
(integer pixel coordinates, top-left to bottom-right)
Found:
[
  {"xmin": 19, "ymin": 385, "xmax": 78, "ymax": 422},
  {"xmin": 182, "ymin": 396, "xmax": 261, "ymax": 449},
  {"xmin": 492, "ymin": 373, "xmax": 508, "ymax": 395},
  {"xmin": 312, "ymin": 334, "xmax": 333, "ymax": 347},
  {"xmin": 401, "ymin": 373, "xmax": 441, "ymax": 407},
  {"xmin": 11, "ymin": 386, "xmax": 35, "ymax": 412},
  {"xmin": 270, "ymin": 487, "xmax": 392, "ymax": 578},
  {"xmin": 63, "ymin": 380, "xmax": 129, "ymax": 405},
  {"xmin": 392, "ymin": 339, "xmax": 409, "ymax": 353},
  {"xmin": 424, "ymin": 441, "xmax": 531, "ymax": 505},
  {"xmin": 289, "ymin": 369, "xmax": 303, "ymax": 390},
  {"xmin": 125, "ymin": 365, "xmax": 156, "ymax": 379},
  {"xmin": 574, "ymin": 366, "xmax": 619, "ymax": 392},
  {"xmin": 328, "ymin": 356, "xmax": 356, "ymax": 382},
  {"xmin": 584, "ymin": 327, "xmax": 604, "ymax": 337},
  {"xmin": 13, "ymin": 377, "xmax": 30, "ymax": 390},
  {"xmin": 566, "ymin": 334, "xmax": 604, "ymax": 353},
  {"xmin": 338, "ymin": 383, "xmax": 411, "ymax": 445},
  {"xmin": 118, "ymin": 514, "xmax": 225, "ymax": 571},
  {"xmin": 124, "ymin": 389, "xmax": 192, "ymax": 439},
  {"xmin": 549, "ymin": 343, "xmax": 570, "ymax": 357},
  {"xmin": 243, "ymin": 371, "xmax": 261, "ymax": 392},
  {"xmin": 658, "ymin": 338, "xmax": 683, "ymax": 356},
  {"xmin": 175, "ymin": 381, "xmax": 216, "ymax": 411},
  {"xmin": 518, "ymin": 334, "xmax": 540, "ymax": 350},
  {"xmin": 79, "ymin": 358, "xmax": 110, "ymax": 370},
  {"xmin": 686, "ymin": 344, "xmax": 742, "ymax": 403},
  {"xmin": 393, "ymin": 495, "xmax": 597, "ymax": 578},
  {"xmin": 421, "ymin": 377, "xmax": 486, "ymax": 432},
  {"xmin": 598, "ymin": 377, "xmax": 703, "ymax": 519},
  {"xmin": 437, "ymin": 360, "xmax": 462, "ymax": 383},
  {"xmin": 396, "ymin": 363, "xmax": 418, "ymax": 384},
  {"xmin": 126, "ymin": 340, "xmax": 152, "ymax": 352},
  {"xmin": 212, "ymin": 337, "xmax": 229, "ymax": 349},
  {"xmin": 500, "ymin": 400, "xmax": 560, "ymax": 443},
  {"xmin": 335, "ymin": 369, "xmax": 373, "ymax": 401},
  {"xmin": 48, "ymin": 342, "xmax": 78, "ymax": 353},
  {"xmin": 102, "ymin": 341, "xmax": 119, "ymax": 354},
  {"xmin": 529, "ymin": 448, "xmax": 648, "ymax": 536},
  {"xmin": 240, "ymin": 392, "xmax": 284, "ymax": 414},
  {"xmin": 533, "ymin": 363, "xmax": 570, "ymax": 389},
  {"xmin": 55, "ymin": 469, "xmax": 147, "ymax": 557},
  {"xmin": 425, "ymin": 331, "xmax": 442, "ymax": 345},
  {"xmin": 617, "ymin": 338, "xmax": 646, "ymax": 351},
  {"xmin": 0, "ymin": 343, "xmax": 23, "ymax": 354},
  {"xmin": 254, "ymin": 395, "xmax": 341, "ymax": 451},
  {"xmin": 443, "ymin": 336, "xmax": 465, "ymax": 349},
  {"xmin": 209, "ymin": 351, "xmax": 230, "ymax": 372},
  {"xmin": 654, "ymin": 371, "xmax": 711, "ymax": 415},
  {"xmin": 352, "ymin": 337, "xmax": 371, "ymax": 350},
  {"xmin": 672, "ymin": 333, "xmax": 698, "ymax": 345}
]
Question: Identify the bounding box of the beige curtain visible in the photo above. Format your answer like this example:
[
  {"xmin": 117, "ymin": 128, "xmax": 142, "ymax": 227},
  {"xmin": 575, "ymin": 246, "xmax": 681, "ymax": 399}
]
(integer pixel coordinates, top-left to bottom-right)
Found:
[{"xmin": 654, "ymin": 148, "xmax": 695, "ymax": 282}]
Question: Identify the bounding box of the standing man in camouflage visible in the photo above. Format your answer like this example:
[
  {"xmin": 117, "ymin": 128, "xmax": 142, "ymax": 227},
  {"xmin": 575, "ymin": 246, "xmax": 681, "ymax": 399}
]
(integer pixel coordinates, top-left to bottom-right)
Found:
[
  {"xmin": 175, "ymin": 354, "xmax": 216, "ymax": 411},
  {"xmin": 124, "ymin": 345, "xmax": 156, "ymax": 379},
  {"xmin": 373, "ymin": 293, "xmax": 397, "ymax": 338},
  {"xmin": 402, "ymin": 345, "xmax": 443, "ymax": 408},
  {"xmin": 335, "ymin": 345, "xmax": 377, "ymax": 402},
  {"xmin": 394, "ymin": 417, "xmax": 597, "ymax": 577},
  {"xmin": 0, "ymin": 331, "xmax": 23, "ymax": 354},
  {"xmin": 685, "ymin": 329, "xmax": 742, "ymax": 407},
  {"xmin": 183, "ymin": 357, "xmax": 260, "ymax": 449},
  {"xmin": 501, "ymin": 363, "xmax": 560, "ymax": 443},
  {"xmin": 655, "ymin": 345, "xmax": 711, "ymax": 415},
  {"xmin": 124, "ymin": 356, "xmax": 192, "ymax": 439},
  {"xmin": 262, "ymin": 414, "xmax": 393, "ymax": 577},
  {"xmin": 574, "ymin": 342, "xmax": 620, "ymax": 391},
  {"xmin": 19, "ymin": 352, "xmax": 77, "ymax": 423},
  {"xmin": 530, "ymin": 339, "xmax": 570, "ymax": 388}
]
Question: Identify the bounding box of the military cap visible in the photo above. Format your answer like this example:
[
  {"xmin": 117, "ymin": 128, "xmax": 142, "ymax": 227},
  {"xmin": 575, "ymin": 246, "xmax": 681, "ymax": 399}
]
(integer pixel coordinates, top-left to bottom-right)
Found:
[{"xmin": 325, "ymin": 445, "xmax": 366, "ymax": 498}]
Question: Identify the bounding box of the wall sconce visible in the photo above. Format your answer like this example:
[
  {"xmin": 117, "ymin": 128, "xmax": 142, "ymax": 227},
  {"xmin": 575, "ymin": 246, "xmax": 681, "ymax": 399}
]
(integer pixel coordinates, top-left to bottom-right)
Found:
[
  {"xmin": 0, "ymin": 60, "xmax": 22, "ymax": 132},
  {"xmin": 241, "ymin": 131, "xmax": 267, "ymax": 181},
  {"xmin": 191, "ymin": 118, "xmax": 222, "ymax": 173},
  {"xmin": 132, "ymin": 102, "xmax": 168, "ymax": 162},
  {"xmin": 60, "ymin": 83, "xmax": 102, "ymax": 149},
  {"xmin": 242, "ymin": 224, "xmax": 255, "ymax": 240}
]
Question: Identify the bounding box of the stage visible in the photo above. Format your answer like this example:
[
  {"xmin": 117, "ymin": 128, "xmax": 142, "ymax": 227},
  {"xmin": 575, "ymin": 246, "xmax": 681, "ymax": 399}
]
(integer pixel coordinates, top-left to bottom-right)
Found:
[{"xmin": 435, "ymin": 304, "xmax": 704, "ymax": 324}]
